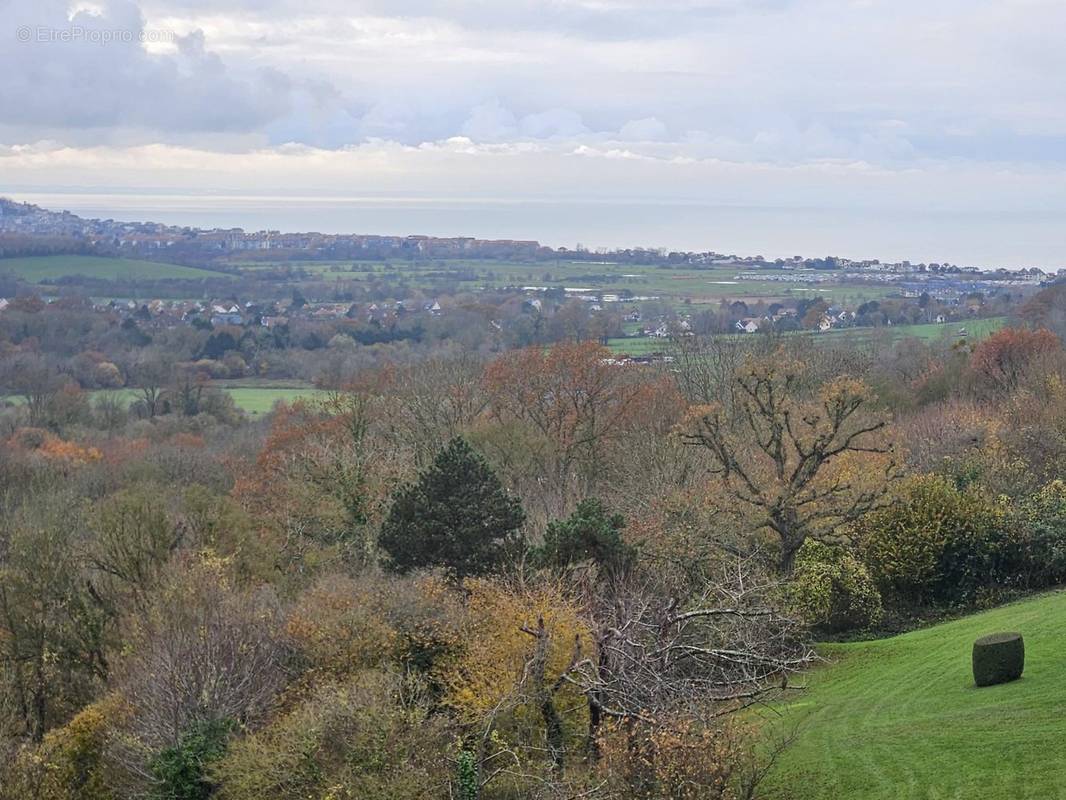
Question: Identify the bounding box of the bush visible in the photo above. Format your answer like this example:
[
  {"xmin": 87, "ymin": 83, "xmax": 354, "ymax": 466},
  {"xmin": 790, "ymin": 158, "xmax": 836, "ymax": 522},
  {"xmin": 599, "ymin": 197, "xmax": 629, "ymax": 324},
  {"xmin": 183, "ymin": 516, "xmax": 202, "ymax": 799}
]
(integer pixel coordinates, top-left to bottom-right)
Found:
[
  {"xmin": 1014, "ymin": 480, "xmax": 1066, "ymax": 587},
  {"xmin": 3, "ymin": 696, "xmax": 128, "ymax": 800},
  {"xmin": 791, "ymin": 540, "xmax": 883, "ymax": 633},
  {"xmin": 859, "ymin": 475, "xmax": 1013, "ymax": 606},
  {"xmin": 972, "ymin": 632, "xmax": 1025, "ymax": 687},
  {"xmin": 149, "ymin": 718, "xmax": 233, "ymax": 800},
  {"xmin": 211, "ymin": 671, "xmax": 454, "ymax": 800},
  {"xmin": 536, "ymin": 498, "xmax": 636, "ymax": 577}
]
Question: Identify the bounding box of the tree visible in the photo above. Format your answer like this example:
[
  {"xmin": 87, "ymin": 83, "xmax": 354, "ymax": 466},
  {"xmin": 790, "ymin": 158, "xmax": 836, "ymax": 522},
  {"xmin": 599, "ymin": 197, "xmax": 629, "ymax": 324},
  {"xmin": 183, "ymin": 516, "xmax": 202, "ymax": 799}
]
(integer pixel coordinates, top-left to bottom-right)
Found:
[
  {"xmin": 684, "ymin": 352, "xmax": 897, "ymax": 572},
  {"xmin": 115, "ymin": 559, "xmax": 287, "ymax": 795},
  {"xmin": 379, "ymin": 437, "xmax": 525, "ymax": 577},
  {"xmin": 536, "ymin": 499, "xmax": 635, "ymax": 578},
  {"xmin": 4, "ymin": 353, "xmax": 64, "ymax": 427},
  {"xmin": 482, "ymin": 342, "xmax": 682, "ymax": 520},
  {"xmin": 969, "ymin": 326, "xmax": 1060, "ymax": 395},
  {"xmin": 569, "ymin": 562, "xmax": 813, "ymax": 757},
  {"xmin": 437, "ymin": 578, "xmax": 591, "ymax": 784},
  {"xmin": 234, "ymin": 394, "xmax": 399, "ymax": 573},
  {"xmin": 130, "ymin": 354, "xmax": 174, "ymax": 418},
  {"xmin": 0, "ymin": 500, "xmax": 107, "ymax": 743}
]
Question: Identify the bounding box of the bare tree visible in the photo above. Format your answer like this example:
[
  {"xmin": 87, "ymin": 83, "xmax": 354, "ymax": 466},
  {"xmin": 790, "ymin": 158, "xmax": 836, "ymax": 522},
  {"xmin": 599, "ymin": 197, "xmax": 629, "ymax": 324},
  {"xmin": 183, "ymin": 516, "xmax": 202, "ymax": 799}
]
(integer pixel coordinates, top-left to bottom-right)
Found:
[
  {"xmin": 568, "ymin": 559, "xmax": 813, "ymax": 747},
  {"xmin": 112, "ymin": 560, "xmax": 289, "ymax": 790},
  {"xmin": 3, "ymin": 353, "xmax": 64, "ymax": 427},
  {"xmin": 129, "ymin": 352, "xmax": 174, "ymax": 418}
]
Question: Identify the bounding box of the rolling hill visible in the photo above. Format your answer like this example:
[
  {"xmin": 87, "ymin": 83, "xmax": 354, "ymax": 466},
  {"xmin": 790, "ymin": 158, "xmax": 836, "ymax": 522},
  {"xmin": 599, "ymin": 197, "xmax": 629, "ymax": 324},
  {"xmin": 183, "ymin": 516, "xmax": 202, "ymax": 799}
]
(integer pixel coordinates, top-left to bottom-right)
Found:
[{"xmin": 765, "ymin": 590, "xmax": 1066, "ymax": 800}]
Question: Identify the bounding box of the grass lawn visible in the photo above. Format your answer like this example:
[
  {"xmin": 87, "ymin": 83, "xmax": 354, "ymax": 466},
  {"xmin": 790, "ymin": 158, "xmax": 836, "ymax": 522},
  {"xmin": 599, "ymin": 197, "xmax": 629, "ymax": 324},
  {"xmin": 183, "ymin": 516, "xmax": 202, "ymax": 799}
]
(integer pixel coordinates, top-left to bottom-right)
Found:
[
  {"xmin": 765, "ymin": 590, "xmax": 1066, "ymax": 800},
  {"xmin": 0, "ymin": 255, "xmax": 226, "ymax": 281}
]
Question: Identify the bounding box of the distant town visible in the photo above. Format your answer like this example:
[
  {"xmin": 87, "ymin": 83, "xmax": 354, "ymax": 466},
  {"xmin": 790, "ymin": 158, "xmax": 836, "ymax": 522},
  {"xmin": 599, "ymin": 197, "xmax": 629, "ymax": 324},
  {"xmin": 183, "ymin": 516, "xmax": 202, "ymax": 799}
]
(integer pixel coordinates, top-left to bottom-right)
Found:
[
  {"xmin": 0, "ymin": 197, "xmax": 1054, "ymax": 283},
  {"xmin": 0, "ymin": 197, "xmax": 1049, "ymax": 373}
]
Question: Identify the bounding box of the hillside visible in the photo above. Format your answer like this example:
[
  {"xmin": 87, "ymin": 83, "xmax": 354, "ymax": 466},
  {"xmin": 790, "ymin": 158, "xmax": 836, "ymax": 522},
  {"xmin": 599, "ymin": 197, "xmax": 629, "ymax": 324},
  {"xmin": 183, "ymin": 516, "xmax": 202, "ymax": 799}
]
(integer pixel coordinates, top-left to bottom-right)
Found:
[{"xmin": 766, "ymin": 591, "xmax": 1066, "ymax": 800}]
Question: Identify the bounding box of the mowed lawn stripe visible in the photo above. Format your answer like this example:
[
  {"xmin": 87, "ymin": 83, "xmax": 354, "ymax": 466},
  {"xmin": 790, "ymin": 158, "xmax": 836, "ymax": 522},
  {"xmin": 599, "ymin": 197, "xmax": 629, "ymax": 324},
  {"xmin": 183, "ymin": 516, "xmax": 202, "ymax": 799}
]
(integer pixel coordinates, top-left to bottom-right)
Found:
[{"xmin": 766, "ymin": 591, "xmax": 1066, "ymax": 800}]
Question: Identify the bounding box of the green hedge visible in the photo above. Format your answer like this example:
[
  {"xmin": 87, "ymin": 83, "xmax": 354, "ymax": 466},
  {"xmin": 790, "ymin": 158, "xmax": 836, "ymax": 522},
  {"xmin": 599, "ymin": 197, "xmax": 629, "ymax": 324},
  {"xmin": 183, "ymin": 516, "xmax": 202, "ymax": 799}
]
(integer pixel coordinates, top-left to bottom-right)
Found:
[{"xmin": 972, "ymin": 632, "xmax": 1024, "ymax": 687}]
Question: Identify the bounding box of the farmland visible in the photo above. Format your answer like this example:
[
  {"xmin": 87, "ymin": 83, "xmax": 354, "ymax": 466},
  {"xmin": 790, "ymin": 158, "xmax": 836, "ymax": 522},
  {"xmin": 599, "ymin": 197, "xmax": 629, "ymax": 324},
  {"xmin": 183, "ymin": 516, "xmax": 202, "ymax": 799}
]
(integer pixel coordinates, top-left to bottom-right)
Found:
[
  {"xmin": 226, "ymin": 258, "xmax": 898, "ymax": 304},
  {"xmin": 0, "ymin": 255, "xmax": 227, "ymax": 282},
  {"xmin": 605, "ymin": 316, "xmax": 1007, "ymax": 355}
]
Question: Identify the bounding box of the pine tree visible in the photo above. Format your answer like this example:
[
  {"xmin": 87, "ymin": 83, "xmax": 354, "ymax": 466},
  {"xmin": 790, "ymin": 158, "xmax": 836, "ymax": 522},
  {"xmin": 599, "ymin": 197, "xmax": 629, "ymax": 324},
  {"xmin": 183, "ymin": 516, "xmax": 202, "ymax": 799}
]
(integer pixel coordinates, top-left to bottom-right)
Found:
[
  {"xmin": 536, "ymin": 498, "xmax": 635, "ymax": 577},
  {"xmin": 379, "ymin": 437, "xmax": 525, "ymax": 577}
]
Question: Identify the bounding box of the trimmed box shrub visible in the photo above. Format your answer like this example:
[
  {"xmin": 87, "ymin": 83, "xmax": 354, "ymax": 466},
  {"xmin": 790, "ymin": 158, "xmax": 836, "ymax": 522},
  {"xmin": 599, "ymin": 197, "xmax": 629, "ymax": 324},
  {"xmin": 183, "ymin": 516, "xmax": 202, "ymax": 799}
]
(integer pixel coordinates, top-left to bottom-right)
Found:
[{"xmin": 972, "ymin": 632, "xmax": 1024, "ymax": 687}]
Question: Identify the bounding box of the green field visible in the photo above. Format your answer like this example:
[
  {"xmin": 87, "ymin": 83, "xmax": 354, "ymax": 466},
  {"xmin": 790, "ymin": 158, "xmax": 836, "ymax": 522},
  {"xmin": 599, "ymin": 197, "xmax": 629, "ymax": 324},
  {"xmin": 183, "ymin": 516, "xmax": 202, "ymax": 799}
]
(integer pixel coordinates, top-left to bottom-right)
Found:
[
  {"xmin": 606, "ymin": 317, "xmax": 1006, "ymax": 355},
  {"xmin": 221, "ymin": 387, "xmax": 327, "ymax": 414},
  {"xmin": 2, "ymin": 385, "xmax": 326, "ymax": 417},
  {"xmin": 766, "ymin": 590, "xmax": 1066, "ymax": 800},
  {"xmin": 228, "ymin": 258, "xmax": 894, "ymax": 304},
  {"xmin": 0, "ymin": 255, "xmax": 226, "ymax": 281}
]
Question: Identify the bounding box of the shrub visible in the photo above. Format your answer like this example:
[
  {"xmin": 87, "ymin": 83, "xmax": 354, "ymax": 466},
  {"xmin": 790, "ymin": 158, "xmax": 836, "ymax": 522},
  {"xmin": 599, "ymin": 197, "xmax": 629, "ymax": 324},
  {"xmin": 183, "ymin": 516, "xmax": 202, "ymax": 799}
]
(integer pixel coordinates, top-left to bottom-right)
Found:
[
  {"xmin": 791, "ymin": 540, "xmax": 883, "ymax": 633},
  {"xmin": 3, "ymin": 695, "xmax": 128, "ymax": 800},
  {"xmin": 211, "ymin": 671, "xmax": 454, "ymax": 800},
  {"xmin": 972, "ymin": 632, "xmax": 1025, "ymax": 687},
  {"xmin": 598, "ymin": 719, "xmax": 757, "ymax": 800},
  {"xmin": 536, "ymin": 498, "xmax": 636, "ymax": 577},
  {"xmin": 858, "ymin": 474, "xmax": 1013, "ymax": 605},
  {"xmin": 1014, "ymin": 480, "xmax": 1066, "ymax": 587},
  {"xmin": 149, "ymin": 718, "xmax": 233, "ymax": 800}
]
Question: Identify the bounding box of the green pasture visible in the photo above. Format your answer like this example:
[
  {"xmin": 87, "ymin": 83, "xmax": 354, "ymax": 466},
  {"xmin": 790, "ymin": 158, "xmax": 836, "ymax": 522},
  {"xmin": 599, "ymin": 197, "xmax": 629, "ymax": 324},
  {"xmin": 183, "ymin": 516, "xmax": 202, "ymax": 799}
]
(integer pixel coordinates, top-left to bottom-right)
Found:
[{"xmin": 0, "ymin": 255, "xmax": 226, "ymax": 282}]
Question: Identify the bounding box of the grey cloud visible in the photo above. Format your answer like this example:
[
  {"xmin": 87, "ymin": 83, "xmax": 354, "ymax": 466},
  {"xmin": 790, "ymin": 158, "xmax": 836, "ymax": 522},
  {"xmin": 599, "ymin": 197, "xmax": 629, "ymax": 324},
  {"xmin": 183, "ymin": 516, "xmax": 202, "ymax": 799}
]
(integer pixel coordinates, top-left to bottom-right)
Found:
[
  {"xmin": 3, "ymin": 0, "xmax": 1066, "ymax": 168},
  {"xmin": 0, "ymin": 0, "xmax": 295, "ymax": 140}
]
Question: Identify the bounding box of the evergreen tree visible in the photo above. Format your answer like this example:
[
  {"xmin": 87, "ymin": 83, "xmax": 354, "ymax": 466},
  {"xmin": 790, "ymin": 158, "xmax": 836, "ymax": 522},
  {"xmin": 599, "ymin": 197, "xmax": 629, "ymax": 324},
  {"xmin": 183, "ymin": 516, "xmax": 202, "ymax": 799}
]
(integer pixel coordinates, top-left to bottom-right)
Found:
[
  {"xmin": 379, "ymin": 437, "xmax": 525, "ymax": 577},
  {"xmin": 536, "ymin": 499, "xmax": 635, "ymax": 577}
]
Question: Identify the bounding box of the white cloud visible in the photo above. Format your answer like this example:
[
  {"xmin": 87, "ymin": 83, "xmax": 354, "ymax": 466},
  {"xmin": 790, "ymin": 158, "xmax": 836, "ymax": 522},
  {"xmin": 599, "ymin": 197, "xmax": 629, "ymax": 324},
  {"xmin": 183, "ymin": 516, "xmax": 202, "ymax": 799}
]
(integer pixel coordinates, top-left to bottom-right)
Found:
[{"xmin": 619, "ymin": 117, "xmax": 668, "ymax": 141}]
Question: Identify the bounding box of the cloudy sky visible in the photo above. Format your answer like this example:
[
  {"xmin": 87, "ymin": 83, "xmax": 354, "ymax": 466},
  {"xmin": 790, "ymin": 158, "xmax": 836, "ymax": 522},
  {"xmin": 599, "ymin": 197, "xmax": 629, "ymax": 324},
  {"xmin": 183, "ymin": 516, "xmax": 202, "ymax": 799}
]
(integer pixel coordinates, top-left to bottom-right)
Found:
[{"xmin": 2, "ymin": 0, "xmax": 1065, "ymax": 265}]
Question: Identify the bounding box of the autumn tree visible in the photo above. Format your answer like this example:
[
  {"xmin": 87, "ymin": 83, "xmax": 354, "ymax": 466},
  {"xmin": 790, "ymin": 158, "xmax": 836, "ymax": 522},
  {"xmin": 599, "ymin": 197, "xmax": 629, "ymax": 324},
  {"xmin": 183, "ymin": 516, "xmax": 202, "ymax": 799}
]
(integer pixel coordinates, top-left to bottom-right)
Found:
[
  {"xmin": 969, "ymin": 326, "xmax": 1061, "ymax": 395},
  {"xmin": 379, "ymin": 437, "xmax": 525, "ymax": 578},
  {"xmin": 234, "ymin": 393, "xmax": 402, "ymax": 573},
  {"xmin": 482, "ymin": 341, "xmax": 683, "ymax": 520},
  {"xmin": 437, "ymin": 578, "xmax": 591, "ymax": 788},
  {"xmin": 685, "ymin": 352, "xmax": 897, "ymax": 572},
  {"xmin": 351, "ymin": 352, "xmax": 488, "ymax": 468}
]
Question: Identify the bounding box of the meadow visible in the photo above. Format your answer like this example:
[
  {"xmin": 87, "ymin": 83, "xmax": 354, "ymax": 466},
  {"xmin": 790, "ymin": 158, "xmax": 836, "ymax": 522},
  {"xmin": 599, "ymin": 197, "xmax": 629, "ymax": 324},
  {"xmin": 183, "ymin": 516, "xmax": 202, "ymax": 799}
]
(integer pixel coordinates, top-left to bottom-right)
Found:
[
  {"xmin": 605, "ymin": 316, "xmax": 1006, "ymax": 355},
  {"xmin": 1, "ymin": 383, "xmax": 326, "ymax": 417},
  {"xmin": 765, "ymin": 590, "xmax": 1066, "ymax": 800},
  {"xmin": 0, "ymin": 255, "xmax": 226, "ymax": 282},
  {"xmin": 228, "ymin": 258, "xmax": 896, "ymax": 304}
]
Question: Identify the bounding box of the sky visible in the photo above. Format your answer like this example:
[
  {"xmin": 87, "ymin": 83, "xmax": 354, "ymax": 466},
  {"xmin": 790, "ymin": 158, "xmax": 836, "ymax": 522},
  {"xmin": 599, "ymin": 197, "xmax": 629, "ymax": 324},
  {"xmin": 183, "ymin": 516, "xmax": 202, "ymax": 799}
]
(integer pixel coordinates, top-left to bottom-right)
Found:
[{"xmin": 1, "ymin": 0, "xmax": 1065, "ymax": 267}]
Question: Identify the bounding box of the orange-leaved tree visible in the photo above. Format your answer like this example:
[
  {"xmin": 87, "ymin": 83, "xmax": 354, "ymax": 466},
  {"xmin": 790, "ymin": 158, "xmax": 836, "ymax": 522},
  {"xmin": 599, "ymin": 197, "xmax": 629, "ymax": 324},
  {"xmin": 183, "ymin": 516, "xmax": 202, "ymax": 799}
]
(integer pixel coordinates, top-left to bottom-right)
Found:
[
  {"xmin": 482, "ymin": 341, "xmax": 683, "ymax": 521},
  {"xmin": 969, "ymin": 326, "xmax": 1061, "ymax": 395}
]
